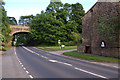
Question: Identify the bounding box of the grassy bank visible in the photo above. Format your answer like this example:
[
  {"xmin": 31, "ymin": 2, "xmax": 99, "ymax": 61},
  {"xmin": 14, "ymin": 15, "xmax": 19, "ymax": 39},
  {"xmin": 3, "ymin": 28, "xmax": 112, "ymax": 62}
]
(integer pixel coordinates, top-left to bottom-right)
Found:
[
  {"xmin": 63, "ymin": 51, "xmax": 120, "ymax": 62},
  {"xmin": 36, "ymin": 46, "xmax": 77, "ymax": 51}
]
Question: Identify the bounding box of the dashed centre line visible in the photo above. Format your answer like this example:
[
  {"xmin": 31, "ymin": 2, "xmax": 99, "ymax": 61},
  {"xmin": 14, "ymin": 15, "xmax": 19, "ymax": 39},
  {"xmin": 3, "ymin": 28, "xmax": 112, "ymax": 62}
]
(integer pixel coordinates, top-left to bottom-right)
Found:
[
  {"xmin": 49, "ymin": 60, "xmax": 57, "ymax": 63},
  {"xmin": 14, "ymin": 47, "xmax": 34, "ymax": 79},
  {"xmin": 22, "ymin": 46, "xmax": 108, "ymax": 79}
]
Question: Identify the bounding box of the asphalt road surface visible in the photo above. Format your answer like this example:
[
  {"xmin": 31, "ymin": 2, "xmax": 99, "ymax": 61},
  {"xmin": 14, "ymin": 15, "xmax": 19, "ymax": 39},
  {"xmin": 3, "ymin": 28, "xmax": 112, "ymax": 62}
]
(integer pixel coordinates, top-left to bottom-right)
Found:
[{"xmin": 14, "ymin": 46, "xmax": 119, "ymax": 79}]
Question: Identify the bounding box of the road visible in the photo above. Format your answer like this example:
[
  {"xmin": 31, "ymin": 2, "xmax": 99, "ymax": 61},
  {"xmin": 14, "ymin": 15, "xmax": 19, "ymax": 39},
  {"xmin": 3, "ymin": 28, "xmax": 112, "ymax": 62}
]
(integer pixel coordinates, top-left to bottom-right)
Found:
[{"xmin": 14, "ymin": 46, "xmax": 118, "ymax": 79}]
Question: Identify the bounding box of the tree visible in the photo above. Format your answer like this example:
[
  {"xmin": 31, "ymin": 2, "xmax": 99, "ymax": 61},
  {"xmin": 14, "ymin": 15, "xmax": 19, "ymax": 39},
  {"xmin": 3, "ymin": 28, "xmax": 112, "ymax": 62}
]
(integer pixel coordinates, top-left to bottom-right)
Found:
[
  {"xmin": 46, "ymin": 1, "xmax": 63, "ymax": 13},
  {"xmin": 63, "ymin": 3, "xmax": 72, "ymax": 21},
  {"xmin": 19, "ymin": 15, "xmax": 34, "ymax": 26},
  {"xmin": 8, "ymin": 17, "xmax": 17, "ymax": 25},
  {"xmin": 30, "ymin": 13, "xmax": 66, "ymax": 44},
  {"xmin": 71, "ymin": 3, "xmax": 85, "ymax": 33},
  {"xmin": 28, "ymin": 2, "xmax": 85, "ymax": 45},
  {"xmin": 0, "ymin": 1, "xmax": 11, "ymax": 43},
  {"xmin": 15, "ymin": 33, "xmax": 30, "ymax": 45},
  {"xmin": 71, "ymin": 32, "xmax": 82, "ymax": 45}
]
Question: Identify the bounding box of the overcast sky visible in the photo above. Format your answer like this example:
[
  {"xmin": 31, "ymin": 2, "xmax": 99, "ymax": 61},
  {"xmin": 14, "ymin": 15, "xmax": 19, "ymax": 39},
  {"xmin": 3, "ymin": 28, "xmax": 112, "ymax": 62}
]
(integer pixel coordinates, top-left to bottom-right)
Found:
[{"xmin": 4, "ymin": 0, "xmax": 98, "ymax": 21}]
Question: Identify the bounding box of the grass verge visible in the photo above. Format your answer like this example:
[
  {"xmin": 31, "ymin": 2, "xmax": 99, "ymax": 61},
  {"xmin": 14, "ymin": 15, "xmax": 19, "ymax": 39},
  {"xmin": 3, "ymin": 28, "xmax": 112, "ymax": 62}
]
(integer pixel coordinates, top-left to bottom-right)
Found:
[
  {"xmin": 63, "ymin": 51, "xmax": 120, "ymax": 62},
  {"xmin": 36, "ymin": 46, "xmax": 77, "ymax": 51}
]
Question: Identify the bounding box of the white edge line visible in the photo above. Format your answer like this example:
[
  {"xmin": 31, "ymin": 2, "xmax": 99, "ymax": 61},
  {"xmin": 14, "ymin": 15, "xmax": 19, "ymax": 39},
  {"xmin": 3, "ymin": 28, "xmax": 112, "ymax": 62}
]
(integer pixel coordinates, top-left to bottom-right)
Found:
[
  {"xmin": 26, "ymin": 71, "xmax": 29, "ymax": 74},
  {"xmin": 23, "ymin": 67, "xmax": 26, "ymax": 70},
  {"xmin": 20, "ymin": 62, "xmax": 22, "ymax": 65},
  {"xmin": 74, "ymin": 67, "xmax": 108, "ymax": 79},
  {"xmin": 21, "ymin": 65, "xmax": 24, "ymax": 67},
  {"xmin": 29, "ymin": 75, "xmax": 34, "ymax": 78},
  {"xmin": 15, "ymin": 47, "xmax": 34, "ymax": 78}
]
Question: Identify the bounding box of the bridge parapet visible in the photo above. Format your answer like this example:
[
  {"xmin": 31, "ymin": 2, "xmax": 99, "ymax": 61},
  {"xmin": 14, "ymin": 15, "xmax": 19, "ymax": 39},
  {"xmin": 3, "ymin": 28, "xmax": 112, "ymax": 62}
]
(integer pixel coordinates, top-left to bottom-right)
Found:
[{"xmin": 10, "ymin": 25, "xmax": 30, "ymax": 36}]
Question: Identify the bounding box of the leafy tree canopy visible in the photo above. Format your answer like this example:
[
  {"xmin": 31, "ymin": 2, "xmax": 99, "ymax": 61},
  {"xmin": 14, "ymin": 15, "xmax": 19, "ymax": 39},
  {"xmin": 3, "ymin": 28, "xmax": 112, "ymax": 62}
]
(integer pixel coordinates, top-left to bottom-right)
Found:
[
  {"xmin": 8, "ymin": 17, "xmax": 17, "ymax": 25},
  {"xmin": 0, "ymin": 1, "xmax": 12, "ymax": 43},
  {"xmin": 19, "ymin": 1, "xmax": 85, "ymax": 45},
  {"xmin": 19, "ymin": 15, "xmax": 34, "ymax": 26}
]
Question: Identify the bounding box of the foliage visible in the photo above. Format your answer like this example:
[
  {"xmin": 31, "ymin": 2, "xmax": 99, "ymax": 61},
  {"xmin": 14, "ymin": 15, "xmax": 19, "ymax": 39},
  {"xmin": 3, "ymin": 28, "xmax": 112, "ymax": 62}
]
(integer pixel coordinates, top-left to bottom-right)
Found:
[
  {"xmin": 15, "ymin": 33, "xmax": 31, "ymax": 46},
  {"xmin": 0, "ymin": 34, "xmax": 4, "ymax": 44},
  {"xmin": 0, "ymin": 1, "xmax": 12, "ymax": 43},
  {"xmin": 19, "ymin": 1, "xmax": 85, "ymax": 45},
  {"xmin": 62, "ymin": 41, "xmax": 77, "ymax": 46},
  {"xmin": 95, "ymin": 16, "xmax": 119, "ymax": 41},
  {"xmin": 19, "ymin": 15, "xmax": 34, "ymax": 26},
  {"xmin": 29, "ymin": 13, "xmax": 67, "ymax": 44},
  {"xmin": 71, "ymin": 3, "xmax": 85, "ymax": 33},
  {"xmin": 71, "ymin": 32, "xmax": 82, "ymax": 45},
  {"xmin": 8, "ymin": 17, "xmax": 17, "ymax": 25}
]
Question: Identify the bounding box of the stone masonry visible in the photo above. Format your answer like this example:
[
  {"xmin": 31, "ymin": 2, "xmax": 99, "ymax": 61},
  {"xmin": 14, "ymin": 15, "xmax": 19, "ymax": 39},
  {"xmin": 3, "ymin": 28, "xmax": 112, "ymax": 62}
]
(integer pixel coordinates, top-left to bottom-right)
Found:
[
  {"xmin": 78, "ymin": 2, "xmax": 120, "ymax": 57},
  {"xmin": 10, "ymin": 25, "xmax": 30, "ymax": 36}
]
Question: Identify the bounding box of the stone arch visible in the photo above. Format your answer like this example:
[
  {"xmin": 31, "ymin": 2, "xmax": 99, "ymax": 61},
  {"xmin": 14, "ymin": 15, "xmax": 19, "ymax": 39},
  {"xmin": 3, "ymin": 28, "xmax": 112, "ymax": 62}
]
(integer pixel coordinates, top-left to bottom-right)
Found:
[
  {"xmin": 11, "ymin": 31, "xmax": 30, "ymax": 36},
  {"xmin": 10, "ymin": 25, "xmax": 30, "ymax": 36}
]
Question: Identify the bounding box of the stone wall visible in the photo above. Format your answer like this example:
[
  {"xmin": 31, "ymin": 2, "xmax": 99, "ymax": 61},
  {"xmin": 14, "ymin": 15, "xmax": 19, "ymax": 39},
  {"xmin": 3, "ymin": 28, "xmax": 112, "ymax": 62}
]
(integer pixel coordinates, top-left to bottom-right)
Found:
[{"xmin": 80, "ymin": 2, "xmax": 119, "ymax": 57}]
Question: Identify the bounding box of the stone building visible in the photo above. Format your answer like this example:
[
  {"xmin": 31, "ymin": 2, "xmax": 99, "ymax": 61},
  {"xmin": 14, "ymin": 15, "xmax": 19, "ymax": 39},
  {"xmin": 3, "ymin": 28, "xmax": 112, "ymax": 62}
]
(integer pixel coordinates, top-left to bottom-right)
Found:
[{"xmin": 78, "ymin": 1, "xmax": 120, "ymax": 57}]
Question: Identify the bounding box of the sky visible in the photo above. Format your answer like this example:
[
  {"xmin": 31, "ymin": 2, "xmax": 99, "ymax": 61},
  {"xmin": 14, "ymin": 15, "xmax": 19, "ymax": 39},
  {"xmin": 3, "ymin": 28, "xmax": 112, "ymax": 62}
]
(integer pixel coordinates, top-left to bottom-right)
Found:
[{"xmin": 4, "ymin": 0, "xmax": 98, "ymax": 22}]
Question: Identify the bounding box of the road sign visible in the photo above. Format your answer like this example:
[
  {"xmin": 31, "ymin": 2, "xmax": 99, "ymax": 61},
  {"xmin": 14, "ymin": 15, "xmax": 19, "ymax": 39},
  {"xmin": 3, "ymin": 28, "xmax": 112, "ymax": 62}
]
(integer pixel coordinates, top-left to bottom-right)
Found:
[
  {"xmin": 58, "ymin": 40, "xmax": 60, "ymax": 42},
  {"xmin": 58, "ymin": 40, "xmax": 61, "ymax": 44}
]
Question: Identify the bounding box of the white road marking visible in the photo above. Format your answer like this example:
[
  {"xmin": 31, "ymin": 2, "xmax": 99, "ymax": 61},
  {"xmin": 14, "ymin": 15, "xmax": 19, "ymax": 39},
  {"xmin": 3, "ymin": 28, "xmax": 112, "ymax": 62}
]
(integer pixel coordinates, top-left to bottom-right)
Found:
[
  {"xmin": 113, "ymin": 66, "xmax": 118, "ymax": 68},
  {"xmin": 90, "ymin": 62, "xmax": 118, "ymax": 69},
  {"xmin": 43, "ymin": 56, "xmax": 48, "ymax": 59},
  {"xmin": 14, "ymin": 47, "xmax": 34, "ymax": 78},
  {"xmin": 23, "ymin": 46, "xmax": 49, "ymax": 60},
  {"xmin": 48, "ymin": 59, "xmax": 73, "ymax": 66},
  {"xmin": 26, "ymin": 71, "xmax": 29, "ymax": 74},
  {"xmin": 23, "ymin": 46, "xmax": 41, "ymax": 56},
  {"xmin": 49, "ymin": 60, "xmax": 58, "ymax": 63},
  {"xmin": 36, "ymin": 53, "xmax": 40, "ymax": 55},
  {"xmin": 22, "ymin": 46, "xmax": 34, "ymax": 53},
  {"xmin": 21, "ymin": 65, "xmax": 24, "ymax": 67},
  {"xmin": 16, "ymin": 57, "xmax": 19, "ymax": 61},
  {"xmin": 29, "ymin": 75, "xmax": 34, "ymax": 79},
  {"xmin": 74, "ymin": 67, "xmax": 108, "ymax": 79},
  {"xmin": 33, "ymin": 47, "xmax": 118, "ymax": 68},
  {"xmin": 41, "ymin": 56, "xmax": 44, "ymax": 58},
  {"xmin": 18, "ymin": 60, "xmax": 21, "ymax": 63},
  {"xmin": 23, "ymin": 67, "xmax": 26, "ymax": 70},
  {"xmin": 56, "ymin": 61, "xmax": 72, "ymax": 66},
  {"xmin": 63, "ymin": 63, "xmax": 72, "ymax": 66},
  {"xmin": 21, "ymin": 47, "xmax": 114, "ymax": 79},
  {"xmin": 15, "ymin": 51, "xmax": 17, "ymax": 55}
]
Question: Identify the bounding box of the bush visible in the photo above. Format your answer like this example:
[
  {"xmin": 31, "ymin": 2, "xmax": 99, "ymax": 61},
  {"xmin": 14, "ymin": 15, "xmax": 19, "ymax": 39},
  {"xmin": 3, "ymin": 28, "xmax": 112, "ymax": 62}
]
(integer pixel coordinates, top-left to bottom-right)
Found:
[{"xmin": 62, "ymin": 41, "xmax": 77, "ymax": 46}]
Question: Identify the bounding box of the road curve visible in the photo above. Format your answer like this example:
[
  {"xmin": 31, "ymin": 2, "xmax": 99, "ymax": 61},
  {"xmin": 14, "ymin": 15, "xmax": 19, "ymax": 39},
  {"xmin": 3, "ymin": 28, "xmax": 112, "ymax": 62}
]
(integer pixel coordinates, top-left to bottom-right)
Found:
[{"xmin": 14, "ymin": 46, "xmax": 118, "ymax": 79}]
